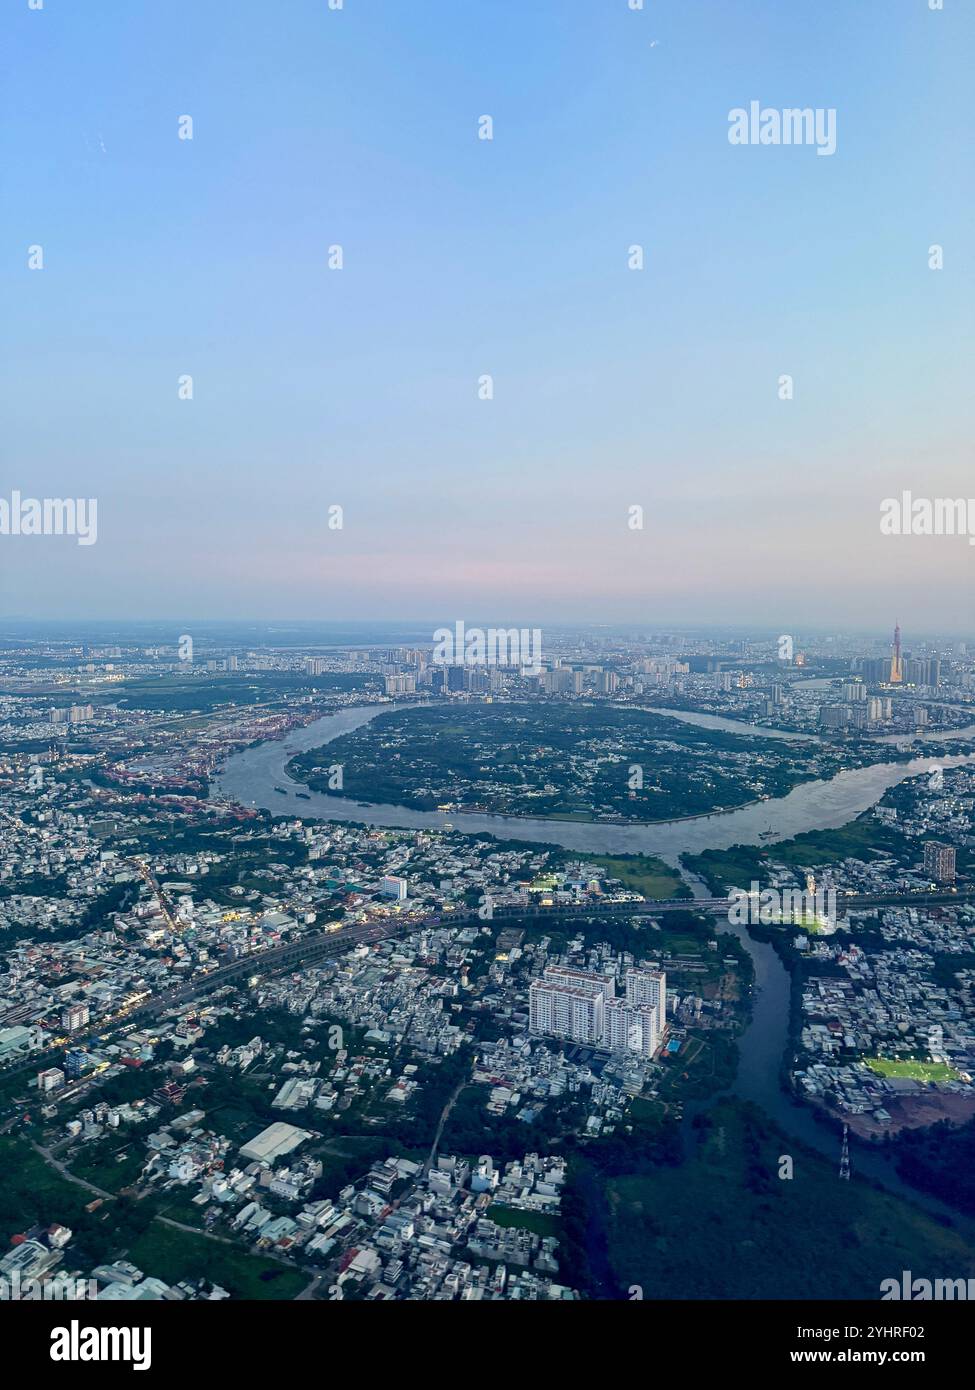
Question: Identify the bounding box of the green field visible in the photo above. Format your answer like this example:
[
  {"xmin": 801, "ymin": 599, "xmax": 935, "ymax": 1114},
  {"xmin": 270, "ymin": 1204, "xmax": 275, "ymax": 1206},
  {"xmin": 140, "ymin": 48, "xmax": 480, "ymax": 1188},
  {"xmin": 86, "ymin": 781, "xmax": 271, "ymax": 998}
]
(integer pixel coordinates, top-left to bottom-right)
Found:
[
  {"xmin": 70, "ymin": 1144, "xmax": 146, "ymax": 1193},
  {"xmin": 108, "ymin": 671, "xmax": 371, "ymax": 712},
  {"xmin": 487, "ymin": 1205, "xmax": 560, "ymax": 1238},
  {"xmin": 0, "ymin": 1137, "xmax": 99, "ymax": 1239},
  {"xmin": 125, "ymin": 1223, "xmax": 306, "ymax": 1300},
  {"xmin": 758, "ymin": 910, "xmax": 832, "ymax": 933},
  {"xmin": 584, "ymin": 854, "xmax": 689, "ymax": 900},
  {"xmin": 865, "ymin": 1059, "xmax": 960, "ymax": 1082},
  {"xmin": 0, "ymin": 1137, "xmax": 306, "ymax": 1299}
]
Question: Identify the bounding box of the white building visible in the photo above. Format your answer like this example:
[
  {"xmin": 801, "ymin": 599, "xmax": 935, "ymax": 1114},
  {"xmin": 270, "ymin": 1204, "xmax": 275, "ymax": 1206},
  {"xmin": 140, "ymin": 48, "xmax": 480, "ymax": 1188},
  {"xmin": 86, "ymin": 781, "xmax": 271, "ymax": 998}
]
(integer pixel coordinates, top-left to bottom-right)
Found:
[
  {"xmin": 542, "ymin": 965, "xmax": 615, "ymax": 999},
  {"xmin": 240, "ymin": 1122, "xmax": 312, "ymax": 1165},
  {"xmin": 62, "ymin": 1003, "xmax": 90, "ymax": 1033},
  {"xmin": 604, "ymin": 999, "xmax": 659, "ymax": 1057},
  {"xmin": 529, "ymin": 965, "xmax": 666, "ymax": 1055},
  {"xmin": 529, "ymin": 979, "xmax": 604, "ymax": 1044},
  {"xmin": 0, "ymin": 1025, "xmax": 46, "ymax": 1060},
  {"xmin": 624, "ymin": 968, "xmax": 667, "ymax": 1034},
  {"xmin": 471, "ymin": 1156, "xmax": 498, "ymax": 1193}
]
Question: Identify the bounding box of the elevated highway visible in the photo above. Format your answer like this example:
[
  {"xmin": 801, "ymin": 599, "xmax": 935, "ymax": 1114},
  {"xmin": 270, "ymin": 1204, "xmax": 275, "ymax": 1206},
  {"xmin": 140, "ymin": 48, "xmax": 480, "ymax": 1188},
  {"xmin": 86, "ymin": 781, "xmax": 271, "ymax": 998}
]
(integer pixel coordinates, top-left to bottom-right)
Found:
[{"xmin": 3, "ymin": 886, "xmax": 971, "ymax": 1082}]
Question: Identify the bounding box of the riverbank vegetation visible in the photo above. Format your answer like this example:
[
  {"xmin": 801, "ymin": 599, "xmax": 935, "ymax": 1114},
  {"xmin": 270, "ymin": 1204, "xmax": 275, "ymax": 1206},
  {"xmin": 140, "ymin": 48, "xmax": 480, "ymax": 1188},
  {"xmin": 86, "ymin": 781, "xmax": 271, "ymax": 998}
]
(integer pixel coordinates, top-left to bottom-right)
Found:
[
  {"xmin": 682, "ymin": 810, "xmax": 911, "ymax": 895},
  {"xmin": 597, "ymin": 1099, "xmax": 975, "ymax": 1299},
  {"xmin": 893, "ymin": 1118, "xmax": 975, "ymax": 1219}
]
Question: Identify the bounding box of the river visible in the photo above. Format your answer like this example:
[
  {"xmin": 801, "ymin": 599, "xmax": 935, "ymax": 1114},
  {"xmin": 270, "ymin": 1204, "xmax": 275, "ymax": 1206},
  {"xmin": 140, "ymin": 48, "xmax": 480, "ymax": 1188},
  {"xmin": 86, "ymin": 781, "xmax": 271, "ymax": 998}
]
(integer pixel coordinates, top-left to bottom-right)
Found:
[
  {"xmin": 214, "ymin": 702, "xmax": 975, "ymax": 1227},
  {"xmin": 215, "ymin": 701, "xmax": 975, "ymax": 865},
  {"xmin": 681, "ymin": 865, "xmax": 975, "ymax": 1229}
]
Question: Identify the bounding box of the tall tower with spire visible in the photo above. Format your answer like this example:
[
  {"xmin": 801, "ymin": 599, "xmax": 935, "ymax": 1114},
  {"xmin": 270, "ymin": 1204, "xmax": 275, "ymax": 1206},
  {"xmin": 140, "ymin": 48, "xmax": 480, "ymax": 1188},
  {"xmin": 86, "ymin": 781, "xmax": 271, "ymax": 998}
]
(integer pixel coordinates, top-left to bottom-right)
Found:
[{"xmin": 889, "ymin": 623, "xmax": 903, "ymax": 684}]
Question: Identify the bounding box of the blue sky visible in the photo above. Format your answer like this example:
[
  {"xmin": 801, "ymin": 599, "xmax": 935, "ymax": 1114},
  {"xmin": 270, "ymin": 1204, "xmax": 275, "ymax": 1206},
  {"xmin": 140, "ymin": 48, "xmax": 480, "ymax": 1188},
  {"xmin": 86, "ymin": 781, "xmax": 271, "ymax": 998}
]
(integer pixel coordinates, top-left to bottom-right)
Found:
[{"xmin": 2, "ymin": 0, "xmax": 973, "ymax": 629}]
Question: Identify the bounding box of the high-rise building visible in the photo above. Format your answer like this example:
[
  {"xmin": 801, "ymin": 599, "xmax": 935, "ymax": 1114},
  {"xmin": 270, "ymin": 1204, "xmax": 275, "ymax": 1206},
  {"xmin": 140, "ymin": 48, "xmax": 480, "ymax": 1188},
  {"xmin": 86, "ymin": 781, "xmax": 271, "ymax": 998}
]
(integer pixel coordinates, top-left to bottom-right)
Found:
[
  {"xmin": 624, "ymin": 968, "xmax": 667, "ymax": 1033},
  {"xmin": 857, "ymin": 657, "xmax": 888, "ymax": 684},
  {"xmin": 62, "ymin": 1003, "xmax": 90, "ymax": 1033},
  {"xmin": 384, "ymin": 674, "xmax": 416, "ymax": 695},
  {"xmin": 529, "ymin": 965, "xmax": 665, "ymax": 1054},
  {"xmin": 889, "ymin": 623, "xmax": 903, "ymax": 683},
  {"xmin": 842, "ymin": 681, "xmax": 867, "ymax": 702},
  {"xmin": 64, "ymin": 1049, "xmax": 93, "ymax": 1080},
  {"xmin": 901, "ymin": 656, "xmax": 942, "ymax": 688},
  {"xmin": 466, "ymin": 668, "xmax": 491, "ymax": 694},
  {"xmin": 538, "ymin": 669, "xmax": 579, "ymax": 695},
  {"xmin": 542, "ymin": 965, "xmax": 615, "ymax": 999},
  {"xmin": 603, "ymin": 999, "xmax": 659, "ymax": 1057},
  {"xmin": 923, "ymin": 842, "xmax": 956, "ymax": 884},
  {"xmin": 529, "ymin": 978, "xmax": 605, "ymax": 1045},
  {"xmin": 381, "ymin": 875, "xmax": 408, "ymax": 900}
]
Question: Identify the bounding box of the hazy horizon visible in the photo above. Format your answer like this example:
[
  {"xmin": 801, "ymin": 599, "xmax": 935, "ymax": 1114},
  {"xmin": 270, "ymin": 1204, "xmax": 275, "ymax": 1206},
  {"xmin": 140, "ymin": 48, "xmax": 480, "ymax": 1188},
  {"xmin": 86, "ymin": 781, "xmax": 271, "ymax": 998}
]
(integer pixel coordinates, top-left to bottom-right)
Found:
[
  {"xmin": 0, "ymin": 615, "xmax": 966, "ymax": 648},
  {"xmin": 3, "ymin": 0, "xmax": 973, "ymax": 628}
]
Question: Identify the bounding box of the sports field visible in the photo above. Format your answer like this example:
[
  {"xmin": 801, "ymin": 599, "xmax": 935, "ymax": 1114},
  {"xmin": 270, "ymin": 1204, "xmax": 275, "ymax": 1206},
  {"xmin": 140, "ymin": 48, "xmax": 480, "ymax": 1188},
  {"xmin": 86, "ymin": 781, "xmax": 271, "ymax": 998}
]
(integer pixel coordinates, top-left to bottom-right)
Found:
[{"xmin": 865, "ymin": 1059, "xmax": 959, "ymax": 1082}]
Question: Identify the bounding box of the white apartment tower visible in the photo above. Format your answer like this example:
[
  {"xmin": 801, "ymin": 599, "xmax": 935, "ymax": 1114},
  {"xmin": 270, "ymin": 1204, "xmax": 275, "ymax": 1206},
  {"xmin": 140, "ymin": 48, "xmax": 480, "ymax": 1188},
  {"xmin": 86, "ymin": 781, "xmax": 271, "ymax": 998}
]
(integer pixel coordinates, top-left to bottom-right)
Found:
[
  {"xmin": 529, "ymin": 964, "xmax": 666, "ymax": 1055},
  {"xmin": 603, "ymin": 999, "xmax": 660, "ymax": 1057},
  {"xmin": 529, "ymin": 980, "xmax": 605, "ymax": 1044},
  {"xmin": 624, "ymin": 968, "xmax": 667, "ymax": 1033},
  {"xmin": 541, "ymin": 965, "xmax": 615, "ymax": 999}
]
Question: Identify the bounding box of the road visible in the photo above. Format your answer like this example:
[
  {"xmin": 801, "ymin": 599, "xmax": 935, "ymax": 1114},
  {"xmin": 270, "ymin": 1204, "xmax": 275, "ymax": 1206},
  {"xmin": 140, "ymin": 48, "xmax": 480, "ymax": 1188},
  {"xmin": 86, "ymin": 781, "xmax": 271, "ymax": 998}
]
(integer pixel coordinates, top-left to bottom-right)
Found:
[
  {"xmin": 422, "ymin": 1077, "xmax": 470, "ymax": 1178},
  {"xmin": 3, "ymin": 887, "xmax": 972, "ymax": 1082},
  {"xmin": 125, "ymin": 857, "xmax": 180, "ymax": 933},
  {"xmin": 31, "ymin": 1140, "xmax": 112, "ymax": 1199}
]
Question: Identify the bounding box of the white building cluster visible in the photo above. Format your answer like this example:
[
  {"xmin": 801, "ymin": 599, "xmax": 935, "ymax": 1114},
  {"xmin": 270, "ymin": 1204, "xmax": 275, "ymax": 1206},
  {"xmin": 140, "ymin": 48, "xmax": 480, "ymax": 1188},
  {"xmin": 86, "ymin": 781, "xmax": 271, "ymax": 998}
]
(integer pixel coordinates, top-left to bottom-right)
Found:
[{"xmin": 528, "ymin": 964, "xmax": 666, "ymax": 1057}]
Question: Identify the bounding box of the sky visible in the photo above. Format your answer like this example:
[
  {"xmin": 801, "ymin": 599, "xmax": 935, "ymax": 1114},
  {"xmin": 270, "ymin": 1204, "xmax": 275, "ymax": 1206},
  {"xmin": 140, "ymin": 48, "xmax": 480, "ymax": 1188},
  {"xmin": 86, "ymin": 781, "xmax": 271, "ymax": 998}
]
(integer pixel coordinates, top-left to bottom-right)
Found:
[{"xmin": 1, "ymin": 0, "xmax": 973, "ymax": 632}]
